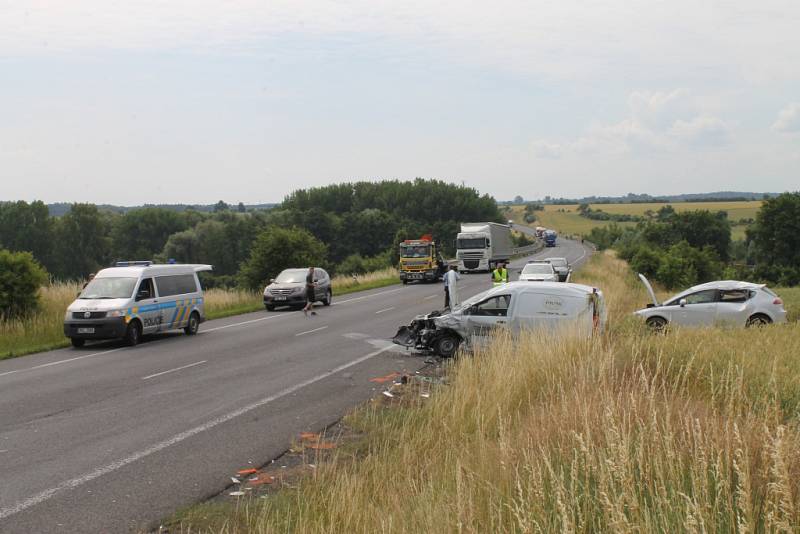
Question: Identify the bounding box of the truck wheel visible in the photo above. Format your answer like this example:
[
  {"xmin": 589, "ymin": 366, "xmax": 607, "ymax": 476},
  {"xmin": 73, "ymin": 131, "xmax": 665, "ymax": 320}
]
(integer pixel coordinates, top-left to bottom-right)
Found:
[
  {"xmin": 184, "ymin": 312, "xmax": 200, "ymax": 335},
  {"xmin": 71, "ymin": 338, "xmax": 85, "ymax": 348},
  {"xmin": 125, "ymin": 320, "xmax": 142, "ymax": 346},
  {"xmin": 323, "ymin": 289, "xmax": 332, "ymax": 306},
  {"xmin": 433, "ymin": 334, "xmax": 460, "ymax": 358}
]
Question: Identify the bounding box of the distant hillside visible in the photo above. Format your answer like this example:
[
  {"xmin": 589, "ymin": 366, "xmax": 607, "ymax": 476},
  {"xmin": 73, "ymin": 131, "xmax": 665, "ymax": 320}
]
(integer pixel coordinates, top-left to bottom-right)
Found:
[
  {"xmin": 46, "ymin": 202, "xmax": 278, "ymax": 216},
  {"xmin": 503, "ymin": 191, "xmax": 780, "ymax": 205}
]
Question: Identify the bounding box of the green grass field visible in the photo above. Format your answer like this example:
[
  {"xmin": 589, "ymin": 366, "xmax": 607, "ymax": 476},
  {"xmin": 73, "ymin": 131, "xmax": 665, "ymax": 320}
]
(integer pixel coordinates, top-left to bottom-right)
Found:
[{"xmin": 507, "ymin": 201, "xmax": 762, "ymax": 240}]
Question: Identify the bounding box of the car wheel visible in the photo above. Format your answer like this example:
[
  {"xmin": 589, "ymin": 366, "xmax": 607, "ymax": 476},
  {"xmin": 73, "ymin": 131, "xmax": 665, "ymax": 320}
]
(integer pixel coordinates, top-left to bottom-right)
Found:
[
  {"xmin": 745, "ymin": 314, "xmax": 771, "ymax": 327},
  {"xmin": 323, "ymin": 289, "xmax": 332, "ymax": 306},
  {"xmin": 70, "ymin": 337, "xmax": 85, "ymax": 348},
  {"xmin": 433, "ymin": 334, "xmax": 460, "ymax": 358},
  {"xmin": 645, "ymin": 316, "xmax": 668, "ymax": 333},
  {"xmin": 125, "ymin": 320, "xmax": 142, "ymax": 346},
  {"xmin": 184, "ymin": 312, "xmax": 200, "ymax": 335}
]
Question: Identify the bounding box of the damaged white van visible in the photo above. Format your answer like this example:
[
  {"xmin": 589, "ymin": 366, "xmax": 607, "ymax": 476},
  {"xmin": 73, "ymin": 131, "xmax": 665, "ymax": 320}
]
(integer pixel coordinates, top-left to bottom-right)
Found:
[
  {"xmin": 393, "ymin": 281, "xmax": 605, "ymax": 357},
  {"xmin": 63, "ymin": 261, "xmax": 212, "ymax": 347}
]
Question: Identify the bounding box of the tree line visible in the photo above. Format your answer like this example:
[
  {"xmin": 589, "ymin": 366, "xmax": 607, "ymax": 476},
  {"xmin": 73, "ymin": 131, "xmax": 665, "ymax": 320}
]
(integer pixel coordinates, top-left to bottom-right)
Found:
[
  {"xmin": 585, "ymin": 193, "xmax": 800, "ymax": 288},
  {"xmin": 0, "ymin": 179, "xmax": 502, "ymax": 315}
]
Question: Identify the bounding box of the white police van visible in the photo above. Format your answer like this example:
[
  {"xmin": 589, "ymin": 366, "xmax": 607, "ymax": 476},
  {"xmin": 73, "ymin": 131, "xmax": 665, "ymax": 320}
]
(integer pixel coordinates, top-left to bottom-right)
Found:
[{"xmin": 64, "ymin": 261, "xmax": 212, "ymax": 348}]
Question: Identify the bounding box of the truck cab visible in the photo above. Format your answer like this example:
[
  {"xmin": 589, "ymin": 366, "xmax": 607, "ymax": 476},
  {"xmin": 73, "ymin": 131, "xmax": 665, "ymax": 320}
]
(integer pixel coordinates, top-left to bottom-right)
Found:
[{"xmin": 398, "ymin": 238, "xmax": 445, "ymax": 284}]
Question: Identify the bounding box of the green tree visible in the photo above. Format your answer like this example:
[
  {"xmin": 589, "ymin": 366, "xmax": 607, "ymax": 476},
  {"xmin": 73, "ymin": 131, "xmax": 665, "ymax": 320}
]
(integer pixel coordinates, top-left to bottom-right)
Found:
[
  {"xmin": 0, "ymin": 200, "xmax": 55, "ymax": 269},
  {"xmin": 238, "ymin": 227, "xmax": 328, "ymax": 290},
  {"xmin": 0, "ymin": 249, "xmax": 48, "ymax": 318},
  {"xmin": 630, "ymin": 247, "xmax": 662, "ymax": 278},
  {"xmin": 53, "ymin": 203, "xmax": 112, "ymax": 279},
  {"xmin": 112, "ymin": 208, "xmax": 188, "ymax": 260},
  {"xmin": 749, "ymin": 192, "xmax": 800, "ymax": 283}
]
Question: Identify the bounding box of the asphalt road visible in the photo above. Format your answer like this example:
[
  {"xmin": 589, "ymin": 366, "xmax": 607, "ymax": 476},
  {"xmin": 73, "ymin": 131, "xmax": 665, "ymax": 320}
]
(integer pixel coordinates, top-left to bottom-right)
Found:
[{"xmin": 0, "ymin": 236, "xmax": 591, "ymax": 533}]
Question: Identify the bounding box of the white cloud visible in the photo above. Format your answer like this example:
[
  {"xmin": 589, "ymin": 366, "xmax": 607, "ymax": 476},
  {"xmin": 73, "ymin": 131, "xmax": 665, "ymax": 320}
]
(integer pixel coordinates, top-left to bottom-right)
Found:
[
  {"xmin": 531, "ymin": 90, "xmax": 730, "ymax": 158},
  {"xmin": 772, "ymin": 102, "xmax": 800, "ymax": 132}
]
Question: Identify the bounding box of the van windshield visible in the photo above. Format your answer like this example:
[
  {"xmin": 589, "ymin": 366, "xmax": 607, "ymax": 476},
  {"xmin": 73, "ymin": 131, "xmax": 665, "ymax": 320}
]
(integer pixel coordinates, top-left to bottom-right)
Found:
[
  {"xmin": 275, "ymin": 269, "xmax": 308, "ymax": 284},
  {"xmin": 79, "ymin": 277, "xmax": 138, "ymax": 299}
]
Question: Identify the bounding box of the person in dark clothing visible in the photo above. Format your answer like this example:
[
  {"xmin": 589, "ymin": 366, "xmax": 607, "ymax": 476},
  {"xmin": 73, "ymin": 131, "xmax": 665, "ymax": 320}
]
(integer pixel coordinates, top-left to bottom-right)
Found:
[{"xmin": 303, "ymin": 266, "xmax": 317, "ymax": 316}]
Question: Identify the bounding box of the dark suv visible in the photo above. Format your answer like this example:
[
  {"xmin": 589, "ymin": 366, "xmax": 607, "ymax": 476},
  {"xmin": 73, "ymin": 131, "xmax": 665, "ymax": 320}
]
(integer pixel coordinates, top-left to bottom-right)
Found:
[{"xmin": 263, "ymin": 268, "xmax": 332, "ymax": 311}]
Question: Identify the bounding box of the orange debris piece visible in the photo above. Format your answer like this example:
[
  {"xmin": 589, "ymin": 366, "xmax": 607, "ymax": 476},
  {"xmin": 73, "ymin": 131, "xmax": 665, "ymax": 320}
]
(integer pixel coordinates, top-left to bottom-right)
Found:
[
  {"xmin": 308, "ymin": 442, "xmax": 336, "ymax": 450},
  {"xmin": 299, "ymin": 432, "xmax": 321, "ymax": 441},
  {"xmin": 369, "ymin": 372, "xmax": 401, "ymax": 384},
  {"xmin": 237, "ymin": 468, "xmax": 258, "ymax": 476}
]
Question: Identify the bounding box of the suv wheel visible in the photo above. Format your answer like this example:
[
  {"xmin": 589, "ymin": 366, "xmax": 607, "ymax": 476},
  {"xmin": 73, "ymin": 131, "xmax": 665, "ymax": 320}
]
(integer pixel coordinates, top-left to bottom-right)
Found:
[
  {"xmin": 71, "ymin": 337, "xmax": 85, "ymax": 348},
  {"xmin": 322, "ymin": 289, "xmax": 332, "ymax": 306}
]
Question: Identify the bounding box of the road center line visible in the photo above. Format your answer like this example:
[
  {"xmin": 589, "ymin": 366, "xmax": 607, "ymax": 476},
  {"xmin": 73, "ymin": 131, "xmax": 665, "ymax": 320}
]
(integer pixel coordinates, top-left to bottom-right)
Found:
[
  {"xmin": 374, "ymin": 307, "xmax": 395, "ymax": 314},
  {"xmin": 0, "ymin": 343, "xmax": 397, "ymax": 521},
  {"xmin": 203, "ymin": 314, "xmax": 282, "ymax": 333},
  {"xmin": 423, "ymin": 294, "xmax": 438, "ymax": 300},
  {"xmin": 334, "ymin": 287, "xmax": 405, "ymax": 305},
  {"xmin": 295, "ymin": 326, "xmax": 328, "ymax": 337},
  {"xmin": 142, "ymin": 361, "xmax": 207, "ymax": 380},
  {"xmin": 0, "ymin": 348, "xmax": 126, "ymax": 379}
]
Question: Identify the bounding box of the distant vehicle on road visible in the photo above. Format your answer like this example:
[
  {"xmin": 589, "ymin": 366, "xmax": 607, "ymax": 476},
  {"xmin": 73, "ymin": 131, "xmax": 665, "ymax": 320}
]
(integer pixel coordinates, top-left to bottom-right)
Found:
[
  {"xmin": 393, "ymin": 281, "xmax": 606, "ymax": 357},
  {"xmin": 635, "ymin": 274, "xmax": 788, "ymax": 330},
  {"xmin": 535, "ymin": 226, "xmax": 546, "ymax": 238},
  {"xmin": 519, "ymin": 261, "xmax": 558, "ymax": 282},
  {"xmin": 398, "ymin": 236, "xmax": 446, "ymax": 284},
  {"xmin": 263, "ymin": 268, "xmax": 332, "ymax": 311},
  {"xmin": 64, "ymin": 261, "xmax": 211, "ymax": 347},
  {"xmin": 543, "ymin": 257, "xmax": 571, "ymax": 281},
  {"xmin": 544, "ymin": 229, "xmax": 557, "ymax": 247},
  {"xmin": 456, "ymin": 222, "xmax": 513, "ymax": 273}
]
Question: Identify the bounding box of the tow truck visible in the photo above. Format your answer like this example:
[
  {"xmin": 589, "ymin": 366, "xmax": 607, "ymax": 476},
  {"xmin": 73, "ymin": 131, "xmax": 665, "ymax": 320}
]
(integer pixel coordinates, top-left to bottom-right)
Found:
[{"xmin": 398, "ymin": 235, "xmax": 446, "ymax": 284}]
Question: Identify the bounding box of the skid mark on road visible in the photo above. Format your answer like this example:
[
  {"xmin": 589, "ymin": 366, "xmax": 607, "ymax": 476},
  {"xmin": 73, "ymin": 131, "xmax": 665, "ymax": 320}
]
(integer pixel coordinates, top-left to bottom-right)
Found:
[{"xmin": 0, "ymin": 343, "xmax": 398, "ymax": 522}]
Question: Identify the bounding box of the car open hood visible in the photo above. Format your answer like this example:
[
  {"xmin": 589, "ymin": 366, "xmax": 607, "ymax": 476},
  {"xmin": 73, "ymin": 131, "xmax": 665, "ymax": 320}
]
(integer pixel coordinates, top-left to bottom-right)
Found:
[{"xmin": 638, "ymin": 273, "xmax": 659, "ymax": 307}]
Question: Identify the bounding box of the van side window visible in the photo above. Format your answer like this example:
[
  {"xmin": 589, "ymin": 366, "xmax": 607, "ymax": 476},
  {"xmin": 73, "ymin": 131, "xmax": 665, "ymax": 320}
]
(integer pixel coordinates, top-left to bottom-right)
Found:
[
  {"xmin": 155, "ymin": 274, "xmax": 198, "ymax": 297},
  {"xmin": 136, "ymin": 278, "xmax": 154, "ymax": 301},
  {"xmin": 471, "ymin": 295, "xmax": 511, "ymax": 317}
]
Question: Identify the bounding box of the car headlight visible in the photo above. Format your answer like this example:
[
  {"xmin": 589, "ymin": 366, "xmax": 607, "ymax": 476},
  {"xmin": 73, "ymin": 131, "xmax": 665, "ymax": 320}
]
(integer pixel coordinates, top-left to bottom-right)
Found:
[{"xmin": 108, "ymin": 310, "xmax": 123, "ymax": 317}]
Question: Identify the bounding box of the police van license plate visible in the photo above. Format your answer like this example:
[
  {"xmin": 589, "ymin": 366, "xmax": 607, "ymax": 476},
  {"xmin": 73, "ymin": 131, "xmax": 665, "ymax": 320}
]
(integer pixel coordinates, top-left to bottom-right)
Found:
[{"xmin": 78, "ymin": 327, "xmax": 95, "ymax": 334}]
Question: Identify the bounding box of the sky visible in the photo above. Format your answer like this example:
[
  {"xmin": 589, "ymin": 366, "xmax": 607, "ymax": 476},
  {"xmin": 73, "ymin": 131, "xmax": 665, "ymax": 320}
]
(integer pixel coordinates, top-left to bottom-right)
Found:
[{"xmin": 1, "ymin": 1, "xmax": 799, "ymax": 205}]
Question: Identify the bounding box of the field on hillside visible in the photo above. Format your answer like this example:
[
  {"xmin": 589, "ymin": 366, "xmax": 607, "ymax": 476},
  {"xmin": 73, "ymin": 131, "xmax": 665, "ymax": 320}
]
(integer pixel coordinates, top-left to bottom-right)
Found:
[
  {"xmin": 168, "ymin": 251, "xmax": 800, "ymax": 533},
  {"xmin": 506, "ymin": 200, "xmax": 762, "ymax": 240}
]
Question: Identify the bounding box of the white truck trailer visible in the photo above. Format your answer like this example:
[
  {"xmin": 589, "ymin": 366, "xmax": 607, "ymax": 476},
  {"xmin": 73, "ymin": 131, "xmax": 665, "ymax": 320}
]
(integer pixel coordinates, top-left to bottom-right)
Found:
[{"xmin": 456, "ymin": 222, "xmax": 513, "ymax": 272}]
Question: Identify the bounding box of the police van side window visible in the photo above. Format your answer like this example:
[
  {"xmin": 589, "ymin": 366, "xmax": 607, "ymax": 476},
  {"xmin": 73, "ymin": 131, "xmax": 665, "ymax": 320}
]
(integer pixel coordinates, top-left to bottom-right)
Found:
[
  {"xmin": 155, "ymin": 274, "xmax": 198, "ymax": 297},
  {"xmin": 136, "ymin": 278, "xmax": 154, "ymax": 301}
]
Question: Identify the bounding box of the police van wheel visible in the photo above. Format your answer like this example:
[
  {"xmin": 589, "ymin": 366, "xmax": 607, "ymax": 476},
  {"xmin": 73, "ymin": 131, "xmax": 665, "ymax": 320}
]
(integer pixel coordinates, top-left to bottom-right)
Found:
[
  {"xmin": 70, "ymin": 337, "xmax": 85, "ymax": 348},
  {"xmin": 184, "ymin": 312, "xmax": 200, "ymax": 335},
  {"xmin": 434, "ymin": 335, "xmax": 460, "ymax": 358},
  {"xmin": 125, "ymin": 321, "xmax": 142, "ymax": 347}
]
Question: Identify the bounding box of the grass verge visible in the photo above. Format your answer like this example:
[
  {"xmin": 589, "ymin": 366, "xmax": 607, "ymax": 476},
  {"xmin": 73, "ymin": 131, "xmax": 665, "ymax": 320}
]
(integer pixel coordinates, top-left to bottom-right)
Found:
[
  {"xmin": 166, "ymin": 251, "xmax": 800, "ymax": 533},
  {"xmin": 0, "ymin": 269, "xmax": 400, "ymax": 361}
]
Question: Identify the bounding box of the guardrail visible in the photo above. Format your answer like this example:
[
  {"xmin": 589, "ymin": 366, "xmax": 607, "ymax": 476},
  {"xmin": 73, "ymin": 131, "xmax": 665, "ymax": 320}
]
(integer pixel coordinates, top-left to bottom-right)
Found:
[{"xmin": 511, "ymin": 241, "xmax": 544, "ymax": 257}]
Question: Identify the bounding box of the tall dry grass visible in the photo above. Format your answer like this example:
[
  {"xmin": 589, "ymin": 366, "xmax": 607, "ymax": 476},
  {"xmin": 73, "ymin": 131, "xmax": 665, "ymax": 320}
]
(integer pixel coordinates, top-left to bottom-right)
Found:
[
  {"xmin": 173, "ymin": 251, "xmax": 800, "ymax": 533},
  {"xmin": 331, "ymin": 267, "xmax": 399, "ymax": 294}
]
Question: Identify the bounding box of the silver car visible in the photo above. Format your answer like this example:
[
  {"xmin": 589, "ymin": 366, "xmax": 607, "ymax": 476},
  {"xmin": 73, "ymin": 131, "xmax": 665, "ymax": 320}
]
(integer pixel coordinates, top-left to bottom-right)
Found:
[
  {"xmin": 263, "ymin": 268, "xmax": 332, "ymax": 311},
  {"xmin": 519, "ymin": 261, "xmax": 558, "ymax": 282},
  {"xmin": 635, "ymin": 274, "xmax": 788, "ymax": 329},
  {"xmin": 543, "ymin": 257, "xmax": 571, "ymax": 281}
]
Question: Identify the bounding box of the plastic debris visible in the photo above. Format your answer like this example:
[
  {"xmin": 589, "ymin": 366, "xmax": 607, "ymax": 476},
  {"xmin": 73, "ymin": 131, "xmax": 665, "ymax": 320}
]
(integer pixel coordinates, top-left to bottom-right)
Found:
[
  {"xmin": 299, "ymin": 432, "xmax": 320, "ymax": 441},
  {"xmin": 237, "ymin": 468, "xmax": 258, "ymax": 476},
  {"xmin": 308, "ymin": 442, "xmax": 336, "ymax": 450},
  {"xmin": 370, "ymin": 372, "xmax": 401, "ymax": 384},
  {"xmin": 382, "ymin": 391, "xmax": 395, "ymax": 398},
  {"xmin": 229, "ymin": 491, "xmax": 245, "ymax": 497},
  {"xmin": 231, "ymin": 477, "xmax": 241, "ymax": 484}
]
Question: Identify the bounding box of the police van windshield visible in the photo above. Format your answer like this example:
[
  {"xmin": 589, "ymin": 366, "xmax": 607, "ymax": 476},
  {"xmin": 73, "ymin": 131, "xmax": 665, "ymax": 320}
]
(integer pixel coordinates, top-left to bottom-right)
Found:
[
  {"xmin": 401, "ymin": 245, "xmax": 430, "ymax": 258},
  {"xmin": 80, "ymin": 277, "xmax": 138, "ymax": 299},
  {"xmin": 274, "ymin": 269, "xmax": 308, "ymax": 284}
]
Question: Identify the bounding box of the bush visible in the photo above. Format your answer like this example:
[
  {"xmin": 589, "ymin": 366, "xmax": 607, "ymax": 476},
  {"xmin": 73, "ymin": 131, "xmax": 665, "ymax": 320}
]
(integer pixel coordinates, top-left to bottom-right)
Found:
[
  {"xmin": 656, "ymin": 241, "xmax": 722, "ymax": 289},
  {"xmin": 336, "ymin": 251, "xmax": 393, "ymax": 276},
  {"xmin": 629, "ymin": 247, "xmax": 662, "ymax": 278},
  {"xmin": 238, "ymin": 227, "xmax": 328, "ymax": 290},
  {"xmin": 0, "ymin": 249, "xmax": 48, "ymax": 318}
]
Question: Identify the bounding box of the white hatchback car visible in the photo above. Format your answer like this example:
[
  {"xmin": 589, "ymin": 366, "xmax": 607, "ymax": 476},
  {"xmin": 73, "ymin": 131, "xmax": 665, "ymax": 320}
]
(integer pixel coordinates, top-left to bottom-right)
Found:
[
  {"xmin": 520, "ymin": 261, "xmax": 558, "ymax": 282},
  {"xmin": 635, "ymin": 274, "xmax": 788, "ymax": 329}
]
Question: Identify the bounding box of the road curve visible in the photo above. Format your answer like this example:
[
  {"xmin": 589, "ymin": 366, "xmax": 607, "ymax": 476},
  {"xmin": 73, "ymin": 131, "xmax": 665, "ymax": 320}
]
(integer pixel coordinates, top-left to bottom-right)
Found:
[{"xmin": 0, "ymin": 236, "xmax": 592, "ymax": 533}]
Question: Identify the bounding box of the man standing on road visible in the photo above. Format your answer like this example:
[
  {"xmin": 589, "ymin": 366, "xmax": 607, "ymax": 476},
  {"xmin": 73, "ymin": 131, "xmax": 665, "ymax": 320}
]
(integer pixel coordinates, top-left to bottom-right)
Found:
[
  {"xmin": 303, "ymin": 266, "xmax": 317, "ymax": 317},
  {"xmin": 491, "ymin": 262, "xmax": 508, "ymax": 287},
  {"xmin": 444, "ymin": 265, "xmax": 461, "ymax": 310}
]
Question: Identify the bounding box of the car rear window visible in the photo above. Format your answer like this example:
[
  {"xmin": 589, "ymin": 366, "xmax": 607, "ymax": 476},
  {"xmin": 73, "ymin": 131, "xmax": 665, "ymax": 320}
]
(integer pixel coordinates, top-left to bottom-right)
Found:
[{"xmin": 719, "ymin": 289, "xmax": 751, "ymax": 303}]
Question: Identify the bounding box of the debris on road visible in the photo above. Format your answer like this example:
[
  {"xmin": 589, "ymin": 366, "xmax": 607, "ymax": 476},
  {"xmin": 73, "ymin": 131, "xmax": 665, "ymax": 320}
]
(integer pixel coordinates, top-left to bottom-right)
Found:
[{"xmin": 369, "ymin": 371, "xmax": 401, "ymax": 383}]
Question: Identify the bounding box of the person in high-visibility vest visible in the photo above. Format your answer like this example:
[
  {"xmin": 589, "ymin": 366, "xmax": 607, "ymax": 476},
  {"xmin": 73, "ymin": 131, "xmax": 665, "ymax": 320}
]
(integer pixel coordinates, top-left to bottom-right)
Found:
[{"xmin": 491, "ymin": 262, "xmax": 509, "ymax": 286}]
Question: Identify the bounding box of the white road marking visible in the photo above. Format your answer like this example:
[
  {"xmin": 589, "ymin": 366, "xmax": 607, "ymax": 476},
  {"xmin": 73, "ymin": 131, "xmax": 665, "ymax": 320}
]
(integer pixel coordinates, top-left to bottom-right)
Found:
[
  {"xmin": 0, "ymin": 348, "xmax": 125, "ymax": 379},
  {"xmin": 334, "ymin": 287, "xmax": 405, "ymax": 305},
  {"xmin": 423, "ymin": 294, "xmax": 438, "ymax": 300},
  {"xmin": 295, "ymin": 326, "xmax": 328, "ymax": 337},
  {"xmin": 374, "ymin": 307, "xmax": 395, "ymax": 314},
  {"xmin": 0, "ymin": 343, "xmax": 397, "ymax": 521},
  {"xmin": 203, "ymin": 314, "xmax": 282, "ymax": 333},
  {"xmin": 142, "ymin": 361, "xmax": 207, "ymax": 380}
]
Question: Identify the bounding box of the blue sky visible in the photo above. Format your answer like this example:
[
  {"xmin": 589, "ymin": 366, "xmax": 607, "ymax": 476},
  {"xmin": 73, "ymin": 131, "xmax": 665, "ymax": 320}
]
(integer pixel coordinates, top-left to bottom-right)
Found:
[{"xmin": 1, "ymin": 1, "xmax": 798, "ymax": 204}]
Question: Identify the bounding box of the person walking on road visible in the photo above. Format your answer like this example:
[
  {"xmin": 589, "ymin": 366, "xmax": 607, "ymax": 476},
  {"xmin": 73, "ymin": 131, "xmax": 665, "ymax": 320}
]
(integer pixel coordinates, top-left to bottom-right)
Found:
[
  {"xmin": 303, "ymin": 266, "xmax": 317, "ymax": 317},
  {"xmin": 491, "ymin": 262, "xmax": 509, "ymax": 287},
  {"xmin": 444, "ymin": 265, "xmax": 461, "ymax": 310}
]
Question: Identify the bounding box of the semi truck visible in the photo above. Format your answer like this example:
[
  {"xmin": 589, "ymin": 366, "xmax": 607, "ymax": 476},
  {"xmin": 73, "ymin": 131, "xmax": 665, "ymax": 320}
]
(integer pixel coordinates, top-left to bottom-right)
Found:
[
  {"xmin": 544, "ymin": 229, "xmax": 557, "ymax": 247},
  {"xmin": 456, "ymin": 222, "xmax": 513, "ymax": 273},
  {"xmin": 398, "ymin": 236, "xmax": 446, "ymax": 284}
]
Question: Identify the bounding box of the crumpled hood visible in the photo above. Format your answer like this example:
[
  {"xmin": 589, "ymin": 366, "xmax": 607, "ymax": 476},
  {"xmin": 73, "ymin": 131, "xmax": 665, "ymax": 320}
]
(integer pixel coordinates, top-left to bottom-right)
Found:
[
  {"xmin": 68, "ymin": 298, "xmax": 130, "ymax": 312},
  {"xmin": 433, "ymin": 312, "xmax": 463, "ymax": 329}
]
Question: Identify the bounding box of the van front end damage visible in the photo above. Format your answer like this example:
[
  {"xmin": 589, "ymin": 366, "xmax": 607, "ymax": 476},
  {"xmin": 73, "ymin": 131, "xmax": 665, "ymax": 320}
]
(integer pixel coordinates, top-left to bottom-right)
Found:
[{"xmin": 392, "ymin": 311, "xmax": 464, "ymax": 358}]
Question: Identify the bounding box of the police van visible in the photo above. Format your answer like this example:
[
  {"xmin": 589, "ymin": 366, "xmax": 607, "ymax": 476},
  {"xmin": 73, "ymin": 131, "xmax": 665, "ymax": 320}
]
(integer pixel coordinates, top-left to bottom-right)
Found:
[{"xmin": 64, "ymin": 261, "xmax": 212, "ymax": 348}]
